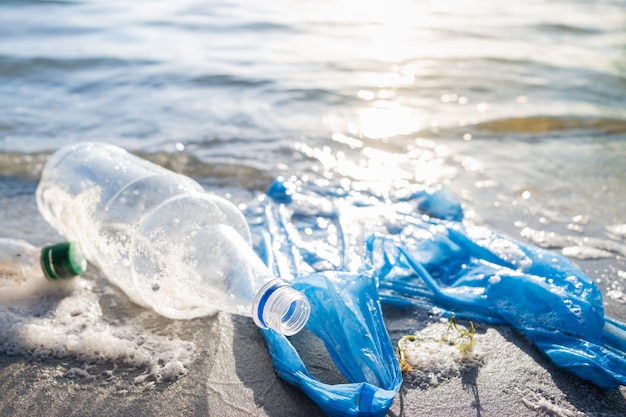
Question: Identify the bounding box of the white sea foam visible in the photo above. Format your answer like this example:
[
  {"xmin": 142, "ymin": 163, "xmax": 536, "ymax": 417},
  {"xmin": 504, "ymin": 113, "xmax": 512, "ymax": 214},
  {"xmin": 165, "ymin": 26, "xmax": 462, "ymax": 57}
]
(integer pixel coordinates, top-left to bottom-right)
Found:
[
  {"xmin": 520, "ymin": 227, "xmax": 626, "ymax": 259},
  {"xmin": 521, "ymin": 390, "xmax": 581, "ymax": 417},
  {"xmin": 607, "ymin": 224, "xmax": 626, "ymax": 239},
  {"xmin": 0, "ymin": 270, "xmax": 196, "ymax": 384},
  {"xmin": 401, "ymin": 318, "xmax": 484, "ymax": 388}
]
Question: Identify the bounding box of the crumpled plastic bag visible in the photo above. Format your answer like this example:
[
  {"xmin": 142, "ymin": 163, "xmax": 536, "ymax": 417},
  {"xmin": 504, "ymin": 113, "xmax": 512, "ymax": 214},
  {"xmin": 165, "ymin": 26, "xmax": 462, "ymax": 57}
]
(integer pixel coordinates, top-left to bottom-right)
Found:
[
  {"xmin": 369, "ymin": 225, "xmax": 626, "ymax": 390},
  {"xmin": 251, "ymin": 180, "xmax": 403, "ymax": 417},
  {"xmin": 250, "ymin": 176, "xmax": 626, "ymax": 393},
  {"xmin": 260, "ymin": 272, "xmax": 402, "ymax": 417}
]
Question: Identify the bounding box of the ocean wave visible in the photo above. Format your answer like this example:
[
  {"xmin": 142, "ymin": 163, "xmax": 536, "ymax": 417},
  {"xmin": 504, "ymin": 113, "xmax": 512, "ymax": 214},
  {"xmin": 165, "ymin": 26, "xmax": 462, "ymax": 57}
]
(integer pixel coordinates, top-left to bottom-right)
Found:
[
  {"xmin": 0, "ymin": 148, "xmax": 275, "ymax": 192},
  {"xmin": 473, "ymin": 116, "xmax": 626, "ymax": 136},
  {"xmin": 0, "ymin": 55, "xmax": 156, "ymax": 79}
]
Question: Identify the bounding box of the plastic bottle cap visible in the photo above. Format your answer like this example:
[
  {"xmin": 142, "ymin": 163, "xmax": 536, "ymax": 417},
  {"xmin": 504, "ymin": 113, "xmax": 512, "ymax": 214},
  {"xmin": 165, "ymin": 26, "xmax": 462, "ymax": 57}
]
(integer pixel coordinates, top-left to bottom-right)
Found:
[{"xmin": 40, "ymin": 242, "xmax": 88, "ymax": 280}]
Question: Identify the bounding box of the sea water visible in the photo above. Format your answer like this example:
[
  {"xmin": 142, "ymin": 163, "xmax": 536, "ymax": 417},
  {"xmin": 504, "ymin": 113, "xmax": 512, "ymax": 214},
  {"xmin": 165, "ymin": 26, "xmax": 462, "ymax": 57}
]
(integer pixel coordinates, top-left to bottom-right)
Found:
[{"xmin": 0, "ymin": 0, "xmax": 625, "ymax": 413}]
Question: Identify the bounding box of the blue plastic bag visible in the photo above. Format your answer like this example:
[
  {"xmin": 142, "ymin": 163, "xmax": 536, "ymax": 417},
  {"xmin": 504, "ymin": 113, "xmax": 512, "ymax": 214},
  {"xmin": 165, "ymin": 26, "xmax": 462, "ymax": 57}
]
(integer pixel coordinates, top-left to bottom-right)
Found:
[
  {"xmin": 369, "ymin": 225, "xmax": 626, "ymax": 390},
  {"xmin": 261, "ymin": 272, "xmax": 402, "ymax": 417},
  {"xmin": 251, "ymin": 176, "xmax": 626, "ymax": 393},
  {"xmin": 250, "ymin": 181, "xmax": 403, "ymax": 416}
]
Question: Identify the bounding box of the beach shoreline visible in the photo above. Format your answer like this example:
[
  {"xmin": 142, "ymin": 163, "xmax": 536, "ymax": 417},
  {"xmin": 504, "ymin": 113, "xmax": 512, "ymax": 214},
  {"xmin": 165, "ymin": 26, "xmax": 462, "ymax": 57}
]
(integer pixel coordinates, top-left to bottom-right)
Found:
[{"xmin": 1, "ymin": 305, "xmax": 625, "ymax": 417}]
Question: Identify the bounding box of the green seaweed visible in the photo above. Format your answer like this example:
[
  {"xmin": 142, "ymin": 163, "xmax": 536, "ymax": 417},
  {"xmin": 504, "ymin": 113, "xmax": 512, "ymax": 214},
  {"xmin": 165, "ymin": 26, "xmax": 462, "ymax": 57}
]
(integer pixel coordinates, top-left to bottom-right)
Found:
[
  {"xmin": 397, "ymin": 317, "xmax": 477, "ymax": 375},
  {"xmin": 443, "ymin": 317, "xmax": 476, "ymax": 355},
  {"xmin": 397, "ymin": 335, "xmax": 416, "ymax": 374}
]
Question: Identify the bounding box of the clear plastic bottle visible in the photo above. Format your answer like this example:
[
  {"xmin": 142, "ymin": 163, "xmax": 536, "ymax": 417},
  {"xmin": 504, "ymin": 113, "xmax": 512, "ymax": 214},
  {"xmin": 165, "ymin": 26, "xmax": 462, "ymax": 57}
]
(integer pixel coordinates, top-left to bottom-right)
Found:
[
  {"xmin": 0, "ymin": 238, "xmax": 86, "ymax": 282},
  {"xmin": 36, "ymin": 142, "xmax": 310, "ymax": 335}
]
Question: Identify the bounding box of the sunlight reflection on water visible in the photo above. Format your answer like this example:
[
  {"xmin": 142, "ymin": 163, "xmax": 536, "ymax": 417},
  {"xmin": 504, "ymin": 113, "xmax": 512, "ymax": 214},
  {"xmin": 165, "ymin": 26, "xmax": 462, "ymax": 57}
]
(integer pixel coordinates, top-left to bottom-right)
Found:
[{"xmin": 0, "ymin": 0, "xmax": 625, "ymax": 315}]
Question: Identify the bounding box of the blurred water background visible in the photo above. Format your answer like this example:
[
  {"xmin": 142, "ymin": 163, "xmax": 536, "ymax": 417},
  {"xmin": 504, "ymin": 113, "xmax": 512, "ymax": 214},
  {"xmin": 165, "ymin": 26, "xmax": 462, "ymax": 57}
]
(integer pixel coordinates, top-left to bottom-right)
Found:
[{"xmin": 1, "ymin": 0, "xmax": 625, "ymax": 330}]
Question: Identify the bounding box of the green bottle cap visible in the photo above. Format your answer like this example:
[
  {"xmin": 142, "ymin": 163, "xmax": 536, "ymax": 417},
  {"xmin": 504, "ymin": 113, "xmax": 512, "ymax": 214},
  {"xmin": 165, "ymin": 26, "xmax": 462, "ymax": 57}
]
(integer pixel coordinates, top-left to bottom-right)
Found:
[{"xmin": 40, "ymin": 242, "xmax": 88, "ymax": 280}]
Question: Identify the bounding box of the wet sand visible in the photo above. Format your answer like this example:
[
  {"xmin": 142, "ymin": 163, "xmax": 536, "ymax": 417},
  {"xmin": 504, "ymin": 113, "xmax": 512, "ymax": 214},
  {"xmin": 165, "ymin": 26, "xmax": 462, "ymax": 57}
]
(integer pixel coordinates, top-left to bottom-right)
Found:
[
  {"xmin": 1, "ymin": 306, "xmax": 625, "ymax": 417},
  {"xmin": 1, "ymin": 181, "xmax": 625, "ymax": 416}
]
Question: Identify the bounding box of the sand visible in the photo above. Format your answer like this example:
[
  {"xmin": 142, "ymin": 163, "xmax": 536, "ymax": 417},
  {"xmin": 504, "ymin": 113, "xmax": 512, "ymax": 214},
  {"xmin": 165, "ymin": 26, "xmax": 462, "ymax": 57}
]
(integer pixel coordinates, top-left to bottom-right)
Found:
[
  {"xmin": 1, "ymin": 301, "xmax": 625, "ymax": 417},
  {"xmin": 1, "ymin": 188, "xmax": 626, "ymax": 416}
]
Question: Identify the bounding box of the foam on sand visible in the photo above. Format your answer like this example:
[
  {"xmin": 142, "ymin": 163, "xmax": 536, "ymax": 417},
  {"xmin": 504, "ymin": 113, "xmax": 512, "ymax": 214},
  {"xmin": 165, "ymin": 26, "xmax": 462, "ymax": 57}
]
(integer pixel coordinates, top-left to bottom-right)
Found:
[{"xmin": 0, "ymin": 268, "xmax": 196, "ymax": 384}]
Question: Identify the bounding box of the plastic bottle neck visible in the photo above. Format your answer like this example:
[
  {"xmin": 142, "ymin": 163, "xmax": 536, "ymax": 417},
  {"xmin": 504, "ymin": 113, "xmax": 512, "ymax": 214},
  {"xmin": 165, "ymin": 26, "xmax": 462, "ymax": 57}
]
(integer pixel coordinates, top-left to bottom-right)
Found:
[{"xmin": 252, "ymin": 279, "xmax": 310, "ymax": 336}]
